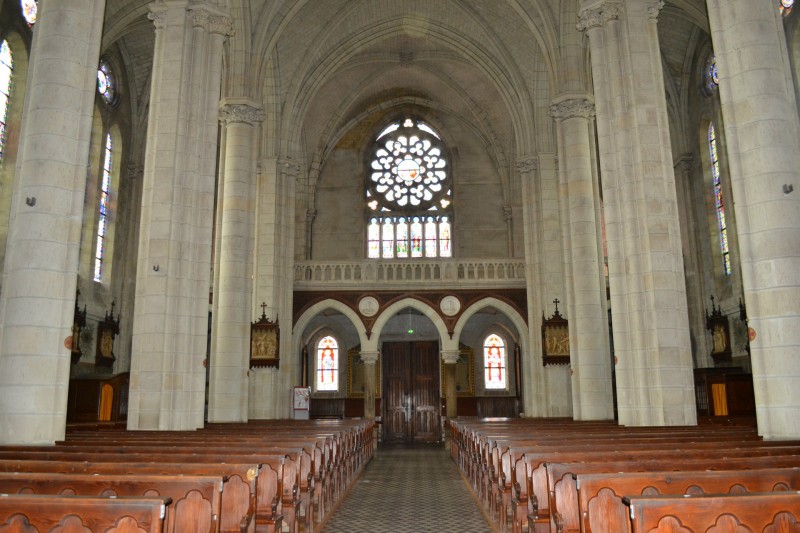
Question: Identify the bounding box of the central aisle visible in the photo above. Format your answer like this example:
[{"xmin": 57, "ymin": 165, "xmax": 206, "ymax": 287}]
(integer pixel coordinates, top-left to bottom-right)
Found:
[{"xmin": 322, "ymin": 442, "xmax": 495, "ymax": 532}]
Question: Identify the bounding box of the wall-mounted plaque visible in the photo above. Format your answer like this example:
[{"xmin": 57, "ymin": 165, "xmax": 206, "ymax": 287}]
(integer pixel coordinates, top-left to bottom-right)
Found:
[
  {"xmin": 542, "ymin": 298, "xmax": 569, "ymax": 366},
  {"xmin": 251, "ymin": 302, "xmax": 279, "ymax": 369}
]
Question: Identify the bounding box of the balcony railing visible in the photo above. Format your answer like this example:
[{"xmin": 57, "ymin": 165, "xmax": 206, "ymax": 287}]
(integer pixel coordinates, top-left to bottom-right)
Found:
[{"xmin": 294, "ymin": 259, "xmax": 526, "ymax": 290}]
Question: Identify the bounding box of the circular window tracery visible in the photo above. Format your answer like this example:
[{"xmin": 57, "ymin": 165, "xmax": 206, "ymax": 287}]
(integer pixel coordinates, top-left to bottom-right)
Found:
[{"xmin": 97, "ymin": 59, "xmax": 116, "ymax": 105}]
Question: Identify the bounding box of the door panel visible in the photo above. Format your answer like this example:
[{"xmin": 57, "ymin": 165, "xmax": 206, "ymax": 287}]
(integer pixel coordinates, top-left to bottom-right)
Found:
[{"xmin": 382, "ymin": 341, "xmax": 441, "ymax": 443}]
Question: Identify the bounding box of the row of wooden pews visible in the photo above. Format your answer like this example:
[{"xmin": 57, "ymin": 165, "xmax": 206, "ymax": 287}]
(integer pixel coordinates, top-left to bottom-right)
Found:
[
  {"xmin": 447, "ymin": 417, "xmax": 800, "ymax": 533},
  {"xmin": 0, "ymin": 418, "xmax": 374, "ymax": 533}
]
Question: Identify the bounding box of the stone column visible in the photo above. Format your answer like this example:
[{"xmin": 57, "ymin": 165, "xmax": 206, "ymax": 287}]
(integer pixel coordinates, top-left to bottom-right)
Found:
[
  {"xmin": 578, "ymin": 0, "xmax": 696, "ymax": 425},
  {"xmin": 550, "ymin": 96, "xmax": 614, "ymax": 420},
  {"xmin": 707, "ymin": 0, "xmax": 800, "ymax": 439},
  {"xmin": 360, "ymin": 351, "xmax": 380, "ymax": 419},
  {"xmin": 441, "ymin": 350, "xmax": 460, "ymax": 419},
  {"xmin": 0, "ymin": 0, "xmax": 105, "ymax": 444},
  {"xmin": 207, "ymin": 100, "xmax": 264, "ymax": 422},
  {"xmin": 128, "ymin": 1, "xmax": 232, "ymax": 430}
]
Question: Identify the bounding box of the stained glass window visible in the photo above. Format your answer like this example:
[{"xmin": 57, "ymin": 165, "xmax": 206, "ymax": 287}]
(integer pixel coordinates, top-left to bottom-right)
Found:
[
  {"xmin": 20, "ymin": 0, "xmax": 36, "ymax": 26},
  {"xmin": 366, "ymin": 117, "xmax": 453, "ymax": 258},
  {"xmin": 708, "ymin": 123, "xmax": 731, "ymax": 276},
  {"xmin": 781, "ymin": 0, "xmax": 794, "ymax": 16},
  {"xmin": 703, "ymin": 54, "xmax": 718, "ymax": 96},
  {"xmin": 0, "ymin": 41, "xmax": 12, "ymax": 162},
  {"xmin": 93, "ymin": 133, "xmax": 113, "ymax": 282},
  {"xmin": 316, "ymin": 336, "xmax": 339, "ymax": 391},
  {"xmin": 97, "ymin": 59, "xmax": 116, "ymax": 105},
  {"xmin": 483, "ymin": 334, "xmax": 507, "ymax": 390}
]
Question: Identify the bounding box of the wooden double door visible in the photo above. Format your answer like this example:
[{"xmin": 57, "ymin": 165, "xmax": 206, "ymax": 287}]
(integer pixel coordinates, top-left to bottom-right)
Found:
[{"xmin": 382, "ymin": 341, "xmax": 441, "ymax": 443}]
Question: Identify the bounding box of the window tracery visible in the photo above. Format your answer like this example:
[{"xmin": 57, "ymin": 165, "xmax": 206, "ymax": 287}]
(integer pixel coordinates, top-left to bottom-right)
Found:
[
  {"xmin": 316, "ymin": 336, "xmax": 339, "ymax": 391},
  {"xmin": 97, "ymin": 59, "xmax": 116, "ymax": 105},
  {"xmin": 0, "ymin": 41, "xmax": 12, "ymax": 162},
  {"xmin": 20, "ymin": 0, "xmax": 36, "ymax": 26},
  {"xmin": 483, "ymin": 334, "xmax": 507, "ymax": 390},
  {"xmin": 366, "ymin": 117, "xmax": 453, "ymax": 258}
]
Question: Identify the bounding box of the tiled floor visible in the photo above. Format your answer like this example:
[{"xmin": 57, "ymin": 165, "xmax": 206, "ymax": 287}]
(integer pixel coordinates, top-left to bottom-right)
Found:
[{"xmin": 322, "ymin": 442, "xmax": 495, "ymax": 533}]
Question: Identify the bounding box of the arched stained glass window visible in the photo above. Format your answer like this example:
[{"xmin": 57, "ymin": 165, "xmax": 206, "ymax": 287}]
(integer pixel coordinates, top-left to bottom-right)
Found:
[
  {"xmin": 781, "ymin": 0, "xmax": 794, "ymax": 16},
  {"xmin": 93, "ymin": 133, "xmax": 113, "ymax": 281},
  {"xmin": 366, "ymin": 117, "xmax": 453, "ymax": 258},
  {"xmin": 97, "ymin": 59, "xmax": 116, "ymax": 105},
  {"xmin": 0, "ymin": 41, "xmax": 12, "ymax": 162},
  {"xmin": 20, "ymin": 0, "xmax": 37, "ymax": 26},
  {"xmin": 316, "ymin": 336, "xmax": 339, "ymax": 391},
  {"xmin": 708, "ymin": 123, "xmax": 731, "ymax": 276},
  {"xmin": 483, "ymin": 334, "xmax": 507, "ymax": 390}
]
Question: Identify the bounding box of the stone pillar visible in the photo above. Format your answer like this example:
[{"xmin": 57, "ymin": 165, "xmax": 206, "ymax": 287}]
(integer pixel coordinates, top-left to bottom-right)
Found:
[
  {"xmin": 208, "ymin": 100, "xmax": 264, "ymax": 422},
  {"xmin": 0, "ymin": 0, "xmax": 105, "ymax": 444},
  {"xmin": 250, "ymin": 157, "xmax": 298, "ymax": 419},
  {"xmin": 128, "ymin": 1, "xmax": 232, "ymax": 430},
  {"xmin": 707, "ymin": 0, "xmax": 800, "ymax": 439},
  {"xmin": 516, "ymin": 156, "xmax": 549, "ymax": 417},
  {"xmin": 578, "ymin": 0, "xmax": 696, "ymax": 425},
  {"xmin": 550, "ymin": 96, "xmax": 614, "ymax": 420},
  {"xmin": 441, "ymin": 350, "xmax": 460, "ymax": 419},
  {"xmin": 360, "ymin": 351, "xmax": 380, "ymax": 419}
]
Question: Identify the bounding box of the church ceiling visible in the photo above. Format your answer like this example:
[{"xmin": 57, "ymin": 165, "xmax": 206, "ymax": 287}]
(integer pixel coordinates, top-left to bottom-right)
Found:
[{"xmin": 101, "ymin": 0, "xmax": 711, "ymax": 164}]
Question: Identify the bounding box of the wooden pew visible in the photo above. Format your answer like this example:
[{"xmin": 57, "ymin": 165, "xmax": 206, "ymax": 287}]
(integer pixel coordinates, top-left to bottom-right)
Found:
[
  {"xmin": 0, "ymin": 472, "xmax": 223, "ymax": 533},
  {"xmin": 0, "ymin": 493, "xmax": 171, "ymax": 532},
  {"xmin": 622, "ymin": 491, "xmax": 800, "ymax": 532},
  {"xmin": 546, "ymin": 460, "xmax": 800, "ymax": 533},
  {"xmin": 577, "ymin": 467, "xmax": 800, "ymax": 533},
  {"xmin": 0, "ymin": 460, "xmax": 262, "ymax": 533}
]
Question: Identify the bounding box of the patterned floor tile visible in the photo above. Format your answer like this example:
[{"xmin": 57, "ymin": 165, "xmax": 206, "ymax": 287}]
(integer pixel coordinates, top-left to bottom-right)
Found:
[{"xmin": 322, "ymin": 443, "xmax": 495, "ymax": 533}]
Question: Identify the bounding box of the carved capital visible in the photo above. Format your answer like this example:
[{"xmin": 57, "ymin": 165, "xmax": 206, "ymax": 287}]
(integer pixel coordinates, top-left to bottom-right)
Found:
[
  {"xmin": 191, "ymin": 9, "xmax": 234, "ymax": 36},
  {"xmin": 516, "ymin": 156, "xmax": 539, "ymax": 174},
  {"xmin": 549, "ymin": 98, "xmax": 595, "ymax": 120},
  {"xmin": 441, "ymin": 350, "xmax": 460, "ymax": 365},
  {"xmin": 219, "ymin": 103, "xmax": 266, "ymax": 125},
  {"xmin": 503, "ymin": 206, "xmax": 513, "ymax": 222},
  {"xmin": 577, "ymin": 1, "xmax": 623, "ymax": 32},
  {"xmin": 360, "ymin": 351, "xmax": 380, "ymax": 365},
  {"xmin": 148, "ymin": 8, "xmax": 167, "ymax": 30},
  {"xmin": 306, "ymin": 209, "xmax": 317, "ymax": 223},
  {"xmin": 127, "ymin": 163, "xmax": 144, "ymax": 180},
  {"xmin": 647, "ymin": 0, "xmax": 665, "ymax": 20}
]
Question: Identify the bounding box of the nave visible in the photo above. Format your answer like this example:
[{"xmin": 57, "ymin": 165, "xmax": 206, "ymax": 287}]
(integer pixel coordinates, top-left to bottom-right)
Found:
[{"xmin": 322, "ymin": 443, "xmax": 494, "ymax": 533}]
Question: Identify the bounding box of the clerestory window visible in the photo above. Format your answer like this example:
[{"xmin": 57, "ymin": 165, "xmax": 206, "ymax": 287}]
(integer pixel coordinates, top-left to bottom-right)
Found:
[
  {"xmin": 0, "ymin": 41, "xmax": 13, "ymax": 162},
  {"xmin": 366, "ymin": 117, "xmax": 453, "ymax": 259},
  {"xmin": 707, "ymin": 122, "xmax": 731, "ymax": 276}
]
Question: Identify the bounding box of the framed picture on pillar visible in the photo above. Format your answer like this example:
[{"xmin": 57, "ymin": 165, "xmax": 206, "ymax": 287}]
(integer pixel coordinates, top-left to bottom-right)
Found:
[
  {"xmin": 440, "ymin": 344, "xmax": 475, "ymax": 397},
  {"xmin": 250, "ymin": 305, "xmax": 279, "ymax": 369},
  {"xmin": 542, "ymin": 298, "xmax": 570, "ymax": 366},
  {"xmin": 347, "ymin": 347, "xmax": 381, "ymax": 398}
]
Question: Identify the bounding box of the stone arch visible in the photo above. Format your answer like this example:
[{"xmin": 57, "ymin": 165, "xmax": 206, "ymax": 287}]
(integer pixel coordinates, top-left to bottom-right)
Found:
[{"xmin": 370, "ymin": 298, "xmax": 449, "ymax": 354}]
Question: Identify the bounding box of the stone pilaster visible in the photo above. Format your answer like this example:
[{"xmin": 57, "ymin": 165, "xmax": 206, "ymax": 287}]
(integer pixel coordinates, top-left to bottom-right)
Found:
[
  {"xmin": 707, "ymin": 0, "xmax": 800, "ymax": 439},
  {"xmin": 0, "ymin": 0, "xmax": 105, "ymax": 444},
  {"xmin": 550, "ymin": 96, "xmax": 614, "ymax": 420},
  {"xmin": 579, "ymin": 0, "xmax": 695, "ymax": 425},
  {"xmin": 207, "ymin": 100, "xmax": 264, "ymax": 422},
  {"xmin": 128, "ymin": 0, "xmax": 232, "ymax": 430}
]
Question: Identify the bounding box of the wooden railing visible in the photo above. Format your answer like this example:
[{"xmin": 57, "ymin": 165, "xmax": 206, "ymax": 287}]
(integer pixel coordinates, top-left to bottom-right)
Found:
[{"xmin": 294, "ymin": 259, "xmax": 526, "ymax": 290}]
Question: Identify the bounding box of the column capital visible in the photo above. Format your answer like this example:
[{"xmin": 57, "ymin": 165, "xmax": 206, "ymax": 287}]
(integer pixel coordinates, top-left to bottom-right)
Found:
[
  {"xmin": 646, "ymin": 0, "xmax": 665, "ymax": 20},
  {"xmin": 516, "ymin": 155, "xmax": 539, "ymax": 174},
  {"xmin": 191, "ymin": 8, "xmax": 234, "ymax": 36},
  {"xmin": 549, "ymin": 98, "xmax": 596, "ymax": 120},
  {"xmin": 441, "ymin": 350, "xmax": 460, "ymax": 365},
  {"xmin": 219, "ymin": 102, "xmax": 266, "ymax": 126},
  {"xmin": 503, "ymin": 206, "xmax": 513, "ymax": 222},
  {"xmin": 577, "ymin": 1, "xmax": 623, "ymax": 32},
  {"xmin": 360, "ymin": 351, "xmax": 380, "ymax": 365}
]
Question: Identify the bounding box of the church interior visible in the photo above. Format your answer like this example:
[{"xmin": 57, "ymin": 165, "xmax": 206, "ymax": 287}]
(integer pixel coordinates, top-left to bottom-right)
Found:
[
  {"xmin": 1, "ymin": 0, "xmax": 800, "ymax": 529},
  {"xmin": 0, "ymin": 0, "xmax": 799, "ymax": 441}
]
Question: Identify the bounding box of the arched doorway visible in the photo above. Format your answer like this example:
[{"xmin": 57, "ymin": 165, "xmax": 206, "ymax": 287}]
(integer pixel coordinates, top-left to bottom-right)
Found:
[{"xmin": 381, "ymin": 308, "xmax": 441, "ymax": 443}]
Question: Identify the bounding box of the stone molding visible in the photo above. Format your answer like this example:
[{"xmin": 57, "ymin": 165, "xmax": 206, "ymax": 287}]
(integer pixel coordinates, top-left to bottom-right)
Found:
[
  {"xmin": 219, "ymin": 103, "xmax": 266, "ymax": 125},
  {"xmin": 674, "ymin": 153, "xmax": 693, "ymax": 173},
  {"xmin": 516, "ymin": 156, "xmax": 538, "ymax": 174},
  {"xmin": 577, "ymin": 0, "xmax": 623, "ymax": 32},
  {"xmin": 148, "ymin": 9, "xmax": 167, "ymax": 30},
  {"xmin": 647, "ymin": 0, "xmax": 665, "ymax": 20},
  {"xmin": 549, "ymin": 98, "xmax": 596, "ymax": 120},
  {"xmin": 503, "ymin": 206, "xmax": 513, "ymax": 222}
]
